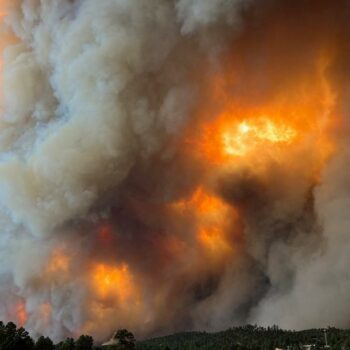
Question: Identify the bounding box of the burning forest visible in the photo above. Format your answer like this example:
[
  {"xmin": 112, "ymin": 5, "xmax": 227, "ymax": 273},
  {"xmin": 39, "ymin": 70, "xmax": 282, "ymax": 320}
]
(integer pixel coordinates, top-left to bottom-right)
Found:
[{"xmin": 0, "ymin": 0, "xmax": 348, "ymax": 343}]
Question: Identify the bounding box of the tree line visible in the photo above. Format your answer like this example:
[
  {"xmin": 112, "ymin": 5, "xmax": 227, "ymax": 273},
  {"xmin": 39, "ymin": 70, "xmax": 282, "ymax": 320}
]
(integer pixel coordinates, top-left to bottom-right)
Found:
[
  {"xmin": 139, "ymin": 325, "xmax": 350, "ymax": 350},
  {"xmin": 0, "ymin": 321, "xmax": 135, "ymax": 350},
  {"xmin": 2, "ymin": 322, "xmax": 350, "ymax": 350}
]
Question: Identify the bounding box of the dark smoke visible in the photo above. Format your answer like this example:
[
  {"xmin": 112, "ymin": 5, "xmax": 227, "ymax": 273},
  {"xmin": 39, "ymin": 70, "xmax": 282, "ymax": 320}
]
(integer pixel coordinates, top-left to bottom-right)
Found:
[{"xmin": 0, "ymin": 0, "xmax": 348, "ymax": 342}]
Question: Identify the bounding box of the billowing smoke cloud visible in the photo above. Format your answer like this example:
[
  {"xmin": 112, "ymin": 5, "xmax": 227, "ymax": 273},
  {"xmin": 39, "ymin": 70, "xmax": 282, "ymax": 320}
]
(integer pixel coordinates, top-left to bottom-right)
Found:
[{"xmin": 0, "ymin": 0, "xmax": 349, "ymax": 343}]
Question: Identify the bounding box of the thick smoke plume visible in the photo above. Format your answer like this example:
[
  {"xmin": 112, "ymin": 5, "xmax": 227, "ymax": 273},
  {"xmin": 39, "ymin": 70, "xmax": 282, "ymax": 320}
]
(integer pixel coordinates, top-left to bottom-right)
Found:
[{"xmin": 0, "ymin": 0, "xmax": 349, "ymax": 342}]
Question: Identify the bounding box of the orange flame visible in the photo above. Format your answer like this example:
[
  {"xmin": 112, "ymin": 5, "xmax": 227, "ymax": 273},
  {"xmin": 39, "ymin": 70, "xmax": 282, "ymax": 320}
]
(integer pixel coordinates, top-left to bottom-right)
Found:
[
  {"xmin": 184, "ymin": 50, "xmax": 336, "ymax": 172},
  {"xmin": 171, "ymin": 186, "xmax": 228, "ymax": 216},
  {"xmin": 222, "ymin": 117, "xmax": 297, "ymax": 157},
  {"xmin": 82, "ymin": 263, "xmax": 143, "ymax": 339},
  {"xmin": 91, "ymin": 263, "xmax": 139, "ymax": 303},
  {"xmin": 16, "ymin": 302, "xmax": 27, "ymax": 326},
  {"xmin": 171, "ymin": 186, "xmax": 237, "ymax": 258},
  {"xmin": 198, "ymin": 226, "xmax": 233, "ymax": 254}
]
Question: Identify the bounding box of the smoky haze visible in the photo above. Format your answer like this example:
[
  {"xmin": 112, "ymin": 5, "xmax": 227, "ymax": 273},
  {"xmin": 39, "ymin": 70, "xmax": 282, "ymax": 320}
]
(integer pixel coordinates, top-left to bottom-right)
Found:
[{"xmin": 0, "ymin": 0, "xmax": 348, "ymax": 342}]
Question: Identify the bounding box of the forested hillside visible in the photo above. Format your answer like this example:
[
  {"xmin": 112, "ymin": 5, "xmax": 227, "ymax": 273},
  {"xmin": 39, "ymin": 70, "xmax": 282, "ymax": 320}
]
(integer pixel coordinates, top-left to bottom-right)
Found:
[
  {"xmin": 1, "ymin": 322, "xmax": 350, "ymax": 349},
  {"xmin": 137, "ymin": 325, "xmax": 350, "ymax": 350}
]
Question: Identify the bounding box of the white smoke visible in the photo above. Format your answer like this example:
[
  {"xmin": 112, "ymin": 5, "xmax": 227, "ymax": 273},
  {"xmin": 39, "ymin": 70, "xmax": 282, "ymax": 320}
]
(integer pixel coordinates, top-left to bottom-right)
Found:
[{"xmin": 0, "ymin": 0, "xmax": 348, "ymax": 343}]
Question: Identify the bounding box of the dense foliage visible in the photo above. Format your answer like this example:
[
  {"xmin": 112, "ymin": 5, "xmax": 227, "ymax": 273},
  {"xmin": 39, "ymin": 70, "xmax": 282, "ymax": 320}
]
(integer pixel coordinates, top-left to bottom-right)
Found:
[
  {"xmin": 1, "ymin": 322, "xmax": 350, "ymax": 350},
  {"xmin": 0, "ymin": 321, "xmax": 137, "ymax": 350},
  {"xmin": 137, "ymin": 325, "xmax": 350, "ymax": 350}
]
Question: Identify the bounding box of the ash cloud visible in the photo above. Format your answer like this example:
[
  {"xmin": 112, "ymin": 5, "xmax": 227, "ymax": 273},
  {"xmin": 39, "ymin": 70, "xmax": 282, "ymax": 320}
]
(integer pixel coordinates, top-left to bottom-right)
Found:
[{"xmin": 0, "ymin": 0, "xmax": 348, "ymax": 343}]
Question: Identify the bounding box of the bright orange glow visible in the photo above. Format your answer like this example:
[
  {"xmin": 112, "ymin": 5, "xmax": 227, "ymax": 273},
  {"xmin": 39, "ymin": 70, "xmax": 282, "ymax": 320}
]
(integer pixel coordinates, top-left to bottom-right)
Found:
[
  {"xmin": 92, "ymin": 263, "xmax": 138, "ymax": 303},
  {"xmin": 193, "ymin": 104, "xmax": 334, "ymax": 166},
  {"xmin": 222, "ymin": 117, "xmax": 297, "ymax": 157},
  {"xmin": 46, "ymin": 249, "xmax": 70, "ymax": 274},
  {"xmin": 173, "ymin": 53, "xmax": 337, "ymax": 263},
  {"xmin": 172, "ymin": 186, "xmax": 228, "ymax": 217},
  {"xmin": 184, "ymin": 51, "xmax": 336, "ymax": 170},
  {"xmin": 198, "ymin": 227, "xmax": 232, "ymax": 254},
  {"xmin": 171, "ymin": 186, "xmax": 237, "ymax": 258},
  {"xmin": 16, "ymin": 302, "xmax": 27, "ymax": 326}
]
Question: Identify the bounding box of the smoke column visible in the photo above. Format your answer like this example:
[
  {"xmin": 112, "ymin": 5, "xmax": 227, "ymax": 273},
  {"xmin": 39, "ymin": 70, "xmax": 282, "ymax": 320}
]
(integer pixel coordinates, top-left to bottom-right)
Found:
[{"xmin": 0, "ymin": 0, "xmax": 348, "ymax": 342}]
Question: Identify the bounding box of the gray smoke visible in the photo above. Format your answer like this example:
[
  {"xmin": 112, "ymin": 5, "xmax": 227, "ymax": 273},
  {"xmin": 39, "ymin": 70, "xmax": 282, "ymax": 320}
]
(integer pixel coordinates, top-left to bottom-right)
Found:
[{"xmin": 0, "ymin": 0, "xmax": 348, "ymax": 343}]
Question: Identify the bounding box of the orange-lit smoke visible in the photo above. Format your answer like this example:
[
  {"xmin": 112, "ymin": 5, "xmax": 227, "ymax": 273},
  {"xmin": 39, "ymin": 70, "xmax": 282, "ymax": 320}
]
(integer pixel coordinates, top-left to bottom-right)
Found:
[
  {"xmin": 16, "ymin": 302, "xmax": 27, "ymax": 327},
  {"xmin": 0, "ymin": 1, "xmax": 13, "ymax": 101},
  {"xmin": 0, "ymin": 0, "xmax": 350, "ymax": 344},
  {"xmin": 187, "ymin": 53, "xmax": 336, "ymax": 172},
  {"xmin": 222, "ymin": 118, "xmax": 297, "ymax": 157},
  {"xmin": 46, "ymin": 249, "xmax": 70, "ymax": 275},
  {"xmin": 170, "ymin": 186, "xmax": 238, "ymax": 260},
  {"xmin": 91, "ymin": 263, "xmax": 139, "ymax": 304}
]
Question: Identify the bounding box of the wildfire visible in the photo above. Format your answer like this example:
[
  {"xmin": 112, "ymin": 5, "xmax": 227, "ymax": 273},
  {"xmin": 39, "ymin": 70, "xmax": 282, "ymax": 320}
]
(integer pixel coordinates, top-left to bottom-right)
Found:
[
  {"xmin": 198, "ymin": 227, "xmax": 232, "ymax": 254},
  {"xmin": 172, "ymin": 52, "xmax": 337, "ymax": 268},
  {"xmin": 0, "ymin": 2, "xmax": 343, "ymax": 340},
  {"xmin": 171, "ymin": 186, "xmax": 228, "ymax": 217},
  {"xmin": 222, "ymin": 117, "xmax": 297, "ymax": 157},
  {"xmin": 171, "ymin": 186, "xmax": 237, "ymax": 258},
  {"xmin": 92, "ymin": 263, "xmax": 138, "ymax": 303},
  {"xmin": 183, "ymin": 49, "xmax": 336, "ymax": 172},
  {"xmin": 191, "ymin": 115, "xmax": 297, "ymax": 165}
]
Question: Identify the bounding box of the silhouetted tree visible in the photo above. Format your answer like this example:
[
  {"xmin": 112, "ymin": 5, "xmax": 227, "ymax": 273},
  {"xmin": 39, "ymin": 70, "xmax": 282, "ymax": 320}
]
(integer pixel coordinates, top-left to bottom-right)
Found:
[
  {"xmin": 75, "ymin": 334, "xmax": 93, "ymax": 350},
  {"xmin": 34, "ymin": 336, "xmax": 54, "ymax": 350},
  {"xmin": 0, "ymin": 322, "xmax": 34, "ymax": 350},
  {"xmin": 114, "ymin": 329, "xmax": 135, "ymax": 349},
  {"xmin": 55, "ymin": 337, "xmax": 75, "ymax": 350}
]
